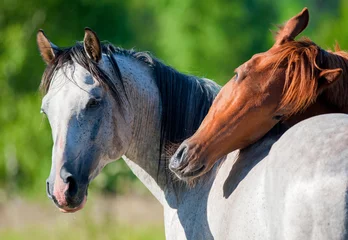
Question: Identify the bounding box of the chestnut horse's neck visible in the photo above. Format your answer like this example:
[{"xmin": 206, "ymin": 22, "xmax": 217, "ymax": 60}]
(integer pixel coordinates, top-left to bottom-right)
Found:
[
  {"xmin": 285, "ymin": 97, "xmax": 341, "ymax": 127},
  {"xmin": 286, "ymin": 48, "xmax": 348, "ymax": 127}
]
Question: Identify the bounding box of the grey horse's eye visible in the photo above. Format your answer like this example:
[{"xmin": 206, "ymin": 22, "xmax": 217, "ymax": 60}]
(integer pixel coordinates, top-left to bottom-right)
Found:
[
  {"xmin": 40, "ymin": 109, "xmax": 46, "ymax": 115},
  {"xmin": 86, "ymin": 98, "xmax": 101, "ymax": 109}
]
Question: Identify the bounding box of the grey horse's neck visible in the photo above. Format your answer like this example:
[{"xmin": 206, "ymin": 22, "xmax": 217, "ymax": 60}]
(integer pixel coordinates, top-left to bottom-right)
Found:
[{"xmin": 111, "ymin": 53, "xmax": 220, "ymax": 206}]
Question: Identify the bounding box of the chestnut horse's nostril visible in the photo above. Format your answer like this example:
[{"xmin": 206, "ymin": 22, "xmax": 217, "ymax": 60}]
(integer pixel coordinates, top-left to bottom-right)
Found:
[
  {"xmin": 177, "ymin": 145, "xmax": 186, "ymax": 159},
  {"xmin": 170, "ymin": 144, "xmax": 188, "ymax": 171}
]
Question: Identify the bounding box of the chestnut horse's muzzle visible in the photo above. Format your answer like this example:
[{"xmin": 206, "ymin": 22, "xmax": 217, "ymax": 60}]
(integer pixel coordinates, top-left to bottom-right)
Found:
[{"xmin": 169, "ymin": 143, "xmax": 207, "ymax": 180}]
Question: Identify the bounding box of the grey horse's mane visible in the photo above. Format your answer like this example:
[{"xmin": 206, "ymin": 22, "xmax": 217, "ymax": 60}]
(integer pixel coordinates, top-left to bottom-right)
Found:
[{"xmin": 40, "ymin": 42, "xmax": 220, "ymax": 179}]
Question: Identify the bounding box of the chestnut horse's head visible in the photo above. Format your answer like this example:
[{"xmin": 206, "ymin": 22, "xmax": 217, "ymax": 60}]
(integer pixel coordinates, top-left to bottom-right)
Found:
[{"xmin": 170, "ymin": 8, "xmax": 344, "ymax": 181}]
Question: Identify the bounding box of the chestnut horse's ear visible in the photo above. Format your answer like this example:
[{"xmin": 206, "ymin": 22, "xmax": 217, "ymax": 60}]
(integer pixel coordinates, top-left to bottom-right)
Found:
[
  {"xmin": 318, "ymin": 68, "xmax": 342, "ymax": 92},
  {"xmin": 37, "ymin": 30, "xmax": 59, "ymax": 64},
  {"xmin": 275, "ymin": 8, "xmax": 309, "ymax": 45},
  {"xmin": 83, "ymin": 27, "xmax": 101, "ymax": 62}
]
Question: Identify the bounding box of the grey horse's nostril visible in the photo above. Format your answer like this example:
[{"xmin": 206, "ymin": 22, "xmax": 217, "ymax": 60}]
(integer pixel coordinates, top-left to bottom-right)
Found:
[
  {"xmin": 60, "ymin": 165, "xmax": 79, "ymax": 199},
  {"xmin": 66, "ymin": 176, "xmax": 78, "ymax": 198},
  {"xmin": 60, "ymin": 166, "xmax": 73, "ymax": 183},
  {"xmin": 46, "ymin": 180, "xmax": 52, "ymax": 199}
]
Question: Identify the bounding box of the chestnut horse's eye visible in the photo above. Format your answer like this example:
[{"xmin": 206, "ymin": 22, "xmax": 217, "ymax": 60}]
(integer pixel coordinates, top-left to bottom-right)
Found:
[
  {"xmin": 234, "ymin": 73, "xmax": 238, "ymax": 80},
  {"xmin": 273, "ymin": 115, "xmax": 283, "ymax": 121},
  {"xmin": 86, "ymin": 98, "xmax": 101, "ymax": 109}
]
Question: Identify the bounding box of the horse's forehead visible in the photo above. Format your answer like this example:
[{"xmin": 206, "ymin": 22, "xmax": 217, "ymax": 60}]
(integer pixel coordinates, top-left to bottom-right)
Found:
[
  {"xmin": 66, "ymin": 63, "xmax": 96, "ymax": 85},
  {"xmin": 51, "ymin": 63, "xmax": 100, "ymax": 89},
  {"xmin": 242, "ymin": 51, "xmax": 274, "ymax": 74},
  {"xmin": 251, "ymin": 52, "xmax": 270, "ymax": 66},
  {"xmin": 73, "ymin": 64, "xmax": 95, "ymax": 85},
  {"xmin": 43, "ymin": 63, "xmax": 102, "ymax": 107}
]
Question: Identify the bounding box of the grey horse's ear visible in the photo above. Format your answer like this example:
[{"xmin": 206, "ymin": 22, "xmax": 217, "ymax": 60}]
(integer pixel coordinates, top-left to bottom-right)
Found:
[
  {"xmin": 37, "ymin": 29, "xmax": 59, "ymax": 64},
  {"xmin": 83, "ymin": 27, "xmax": 101, "ymax": 62}
]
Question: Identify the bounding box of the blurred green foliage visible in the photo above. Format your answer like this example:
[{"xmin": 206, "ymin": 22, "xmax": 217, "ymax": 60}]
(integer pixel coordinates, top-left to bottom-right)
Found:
[{"xmin": 0, "ymin": 0, "xmax": 346, "ymax": 198}]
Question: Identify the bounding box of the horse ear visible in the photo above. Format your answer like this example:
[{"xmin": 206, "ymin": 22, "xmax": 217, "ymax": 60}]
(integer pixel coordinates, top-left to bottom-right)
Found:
[
  {"xmin": 275, "ymin": 8, "xmax": 309, "ymax": 45},
  {"xmin": 83, "ymin": 27, "xmax": 101, "ymax": 62},
  {"xmin": 37, "ymin": 30, "xmax": 59, "ymax": 64},
  {"xmin": 318, "ymin": 68, "xmax": 342, "ymax": 92}
]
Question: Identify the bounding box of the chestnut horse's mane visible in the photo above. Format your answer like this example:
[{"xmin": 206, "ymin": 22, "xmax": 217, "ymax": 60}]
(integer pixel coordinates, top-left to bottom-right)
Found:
[{"xmin": 269, "ymin": 38, "xmax": 348, "ymax": 116}]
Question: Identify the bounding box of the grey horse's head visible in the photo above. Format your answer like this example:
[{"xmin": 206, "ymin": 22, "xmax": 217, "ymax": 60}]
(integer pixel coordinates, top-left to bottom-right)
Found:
[{"xmin": 37, "ymin": 28, "xmax": 133, "ymax": 212}]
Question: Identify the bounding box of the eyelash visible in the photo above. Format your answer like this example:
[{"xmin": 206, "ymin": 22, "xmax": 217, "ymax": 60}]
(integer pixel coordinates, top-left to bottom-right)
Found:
[
  {"xmin": 273, "ymin": 115, "xmax": 284, "ymax": 121},
  {"xmin": 86, "ymin": 98, "xmax": 101, "ymax": 109}
]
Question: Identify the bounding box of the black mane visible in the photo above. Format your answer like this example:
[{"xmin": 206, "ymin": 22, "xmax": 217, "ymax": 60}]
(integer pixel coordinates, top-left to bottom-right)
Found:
[{"xmin": 40, "ymin": 42, "xmax": 220, "ymax": 176}]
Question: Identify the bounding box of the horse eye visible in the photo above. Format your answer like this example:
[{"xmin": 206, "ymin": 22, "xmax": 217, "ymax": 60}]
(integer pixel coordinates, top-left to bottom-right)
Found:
[
  {"xmin": 40, "ymin": 109, "xmax": 46, "ymax": 115},
  {"xmin": 87, "ymin": 98, "xmax": 101, "ymax": 109},
  {"xmin": 273, "ymin": 115, "xmax": 283, "ymax": 121},
  {"xmin": 235, "ymin": 73, "xmax": 238, "ymax": 80}
]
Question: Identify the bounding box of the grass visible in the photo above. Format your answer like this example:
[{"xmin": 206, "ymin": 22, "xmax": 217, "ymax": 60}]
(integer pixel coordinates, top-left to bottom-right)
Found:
[
  {"xmin": 0, "ymin": 195, "xmax": 165, "ymax": 240},
  {"xmin": 0, "ymin": 224, "xmax": 164, "ymax": 240}
]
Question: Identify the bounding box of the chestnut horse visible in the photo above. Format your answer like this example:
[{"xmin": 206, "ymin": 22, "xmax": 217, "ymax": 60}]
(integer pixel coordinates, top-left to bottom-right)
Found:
[{"xmin": 169, "ymin": 8, "xmax": 348, "ymax": 180}]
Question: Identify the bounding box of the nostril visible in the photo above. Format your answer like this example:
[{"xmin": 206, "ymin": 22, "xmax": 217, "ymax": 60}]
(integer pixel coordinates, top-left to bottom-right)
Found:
[
  {"xmin": 170, "ymin": 145, "xmax": 189, "ymax": 171},
  {"xmin": 46, "ymin": 180, "xmax": 52, "ymax": 199},
  {"xmin": 175, "ymin": 145, "xmax": 187, "ymax": 160},
  {"xmin": 66, "ymin": 176, "xmax": 78, "ymax": 198}
]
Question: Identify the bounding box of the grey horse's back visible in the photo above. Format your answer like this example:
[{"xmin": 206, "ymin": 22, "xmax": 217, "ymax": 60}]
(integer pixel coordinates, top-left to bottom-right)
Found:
[{"xmin": 265, "ymin": 114, "xmax": 348, "ymax": 240}]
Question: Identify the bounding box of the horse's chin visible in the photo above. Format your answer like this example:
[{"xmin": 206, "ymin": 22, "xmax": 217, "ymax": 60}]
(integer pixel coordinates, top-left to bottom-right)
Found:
[
  {"xmin": 58, "ymin": 195, "xmax": 87, "ymax": 213},
  {"xmin": 173, "ymin": 167, "xmax": 209, "ymax": 188}
]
